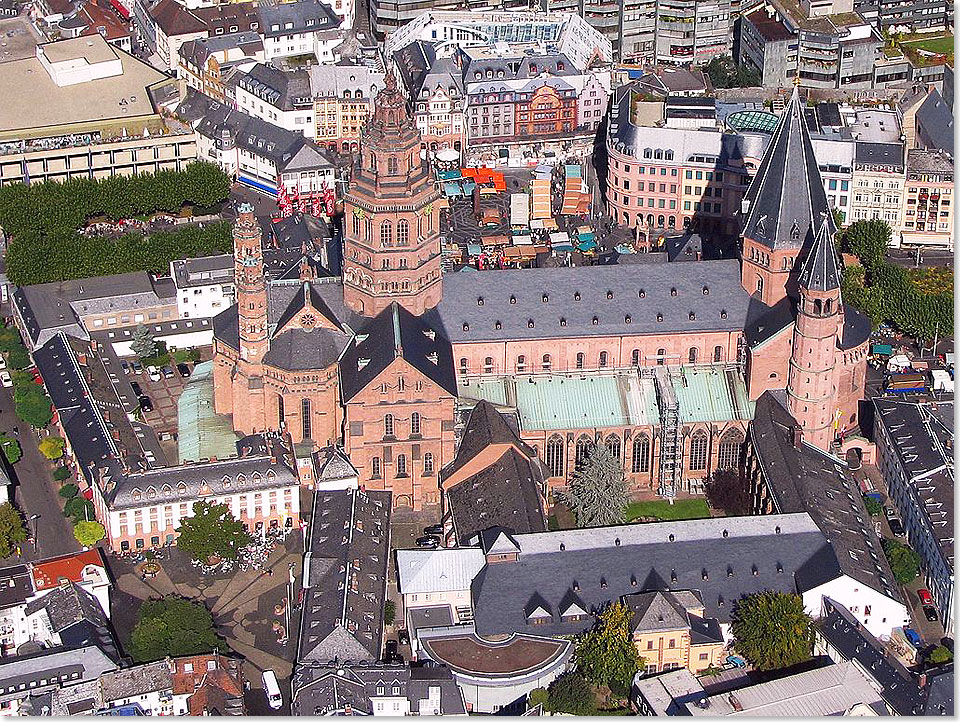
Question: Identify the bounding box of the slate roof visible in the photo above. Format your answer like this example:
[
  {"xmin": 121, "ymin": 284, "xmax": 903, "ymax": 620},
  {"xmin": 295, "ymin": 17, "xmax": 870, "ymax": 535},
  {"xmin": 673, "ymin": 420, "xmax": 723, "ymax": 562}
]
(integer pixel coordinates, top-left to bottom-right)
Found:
[
  {"xmin": 470, "ymin": 513, "xmax": 844, "ymax": 638},
  {"xmin": 744, "ymin": 295, "xmax": 795, "ymax": 349},
  {"xmin": 817, "ymin": 597, "xmax": 926, "ymax": 715},
  {"xmin": 339, "ymin": 303, "xmax": 457, "ymax": 402},
  {"xmin": 430, "ymin": 260, "xmax": 750, "ymax": 344},
  {"xmin": 238, "ymin": 63, "xmax": 312, "ymax": 111},
  {"xmin": 741, "ymin": 86, "xmax": 836, "ymax": 251},
  {"xmin": 177, "ymin": 32, "xmax": 263, "ymax": 69},
  {"xmin": 749, "ymin": 391, "xmax": 901, "ymax": 601},
  {"xmin": 916, "ymin": 89, "xmax": 954, "ymax": 157},
  {"xmin": 313, "ymin": 446, "xmax": 358, "ymax": 483},
  {"xmin": 297, "ymin": 489, "xmax": 391, "ymax": 663},
  {"xmin": 855, "ymin": 141, "xmax": 905, "ymax": 168},
  {"xmin": 24, "ymin": 583, "xmax": 108, "ymax": 634},
  {"xmin": 624, "ymin": 589, "xmax": 722, "ymax": 640},
  {"xmin": 256, "ymin": 0, "xmax": 340, "ymax": 38},
  {"xmin": 923, "ymin": 669, "xmax": 954, "ymax": 716},
  {"xmin": 291, "ymin": 662, "xmax": 465, "ymax": 716},
  {"xmin": 0, "ymin": 564, "xmax": 35, "ymax": 611},
  {"xmin": 100, "ymin": 661, "xmax": 171, "ymax": 701},
  {"xmin": 0, "ymin": 644, "xmax": 118, "ymax": 694},
  {"xmin": 797, "ymin": 217, "xmax": 841, "ymax": 292}
]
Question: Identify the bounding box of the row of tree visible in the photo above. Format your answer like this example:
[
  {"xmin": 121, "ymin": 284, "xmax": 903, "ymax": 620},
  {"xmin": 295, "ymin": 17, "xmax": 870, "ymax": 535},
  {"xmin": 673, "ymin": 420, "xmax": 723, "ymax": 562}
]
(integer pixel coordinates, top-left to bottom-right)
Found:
[
  {"xmin": 0, "ymin": 162, "xmax": 230, "ymax": 238},
  {"xmin": 839, "ymin": 219, "xmax": 953, "ymax": 342}
]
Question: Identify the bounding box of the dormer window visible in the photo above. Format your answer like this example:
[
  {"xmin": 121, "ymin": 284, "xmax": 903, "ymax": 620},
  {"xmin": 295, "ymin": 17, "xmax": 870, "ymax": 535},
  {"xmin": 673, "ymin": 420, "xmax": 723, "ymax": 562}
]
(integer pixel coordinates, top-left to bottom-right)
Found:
[
  {"xmin": 527, "ymin": 319, "xmax": 535, "ymax": 328},
  {"xmin": 462, "ymin": 322, "xmax": 469, "ymax": 332},
  {"xmin": 510, "ymin": 295, "xmax": 517, "ymax": 304},
  {"xmin": 625, "ymin": 314, "xmax": 632, "ymax": 324},
  {"xmin": 656, "ymin": 313, "xmax": 663, "ymax": 322},
  {"xmin": 559, "ymin": 317, "xmax": 566, "ymax": 327},
  {"xmin": 689, "ymin": 311, "xmax": 696, "ymax": 321},
  {"xmin": 592, "ymin": 316, "xmax": 599, "ymax": 325},
  {"xmin": 542, "ymin": 293, "xmax": 549, "ymax": 303},
  {"xmin": 702, "ymin": 286, "xmax": 709, "ymax": 295},
  {"xmin": 701, "ymin": 568, "xmax": 708, "ymax": 580},
  {"xmin": 606, "ymin": 290, "xmax": 613, "ymax": 299},
  {"xmin": 720, "ymin": 309, "xmax": 728, "ymax": 319},
  {"xmin": 495, "ymin": 320, "xmax": 502, "ymax": 330},
  {"xmin": 573, "ymin": 291, "xmax": 581, "ymax": 301},
  {"xmin": 477, "ymin": 296, "xmax": 484, "ymax": 305},
  {"xmin": 670, "ymin": 287, "xmax": 678, "ymax": 296},
  {"xmin": 639, "ymin": 289, "xmax": 645, "ymax": 298}
]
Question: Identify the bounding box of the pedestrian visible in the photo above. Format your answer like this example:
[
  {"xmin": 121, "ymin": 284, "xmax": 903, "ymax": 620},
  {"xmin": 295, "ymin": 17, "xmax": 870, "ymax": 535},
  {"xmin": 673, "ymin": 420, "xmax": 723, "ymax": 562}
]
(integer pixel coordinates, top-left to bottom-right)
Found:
[{"xmin": 267, "ymin": 568, "xmax": 274, "ymax": 576}]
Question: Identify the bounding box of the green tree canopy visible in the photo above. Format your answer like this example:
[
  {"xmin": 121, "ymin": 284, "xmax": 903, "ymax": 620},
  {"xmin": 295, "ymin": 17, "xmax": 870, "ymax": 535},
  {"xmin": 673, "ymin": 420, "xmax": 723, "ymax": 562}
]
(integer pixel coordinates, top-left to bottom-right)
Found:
[
  {"xmin": 129, "ymin": 596, "xmax": 227, "ymax": 663},
  {"xmin": 561, "ymin": 444, "xmax": 629, "ymax": 528},
  {"xmin": 704, "ymin": 469, "xmax": 750, "ymax": 515},
  {"xmin": 705, "ymin": 55, "xmax": 761, "ymax": 88},
  {"xmin": 130, "ymin": 325, "xmax": 158, "ymax": 361},
  {"xmin": 59, "ymin": 483, "xmax": 79, "ymax": 499},
  {"xmin": 64, "ymin": 496, "xmax": 95, "ymax": 523},
  {"xmin": 175, "ymin": 501, "xmax": 251, "ymax": 562},
  {"xmin": 38, "ymin": 436, "xmax": 65, "ymax": 461},
  {"xmin": 53, "ymin": 466, "xmax": 72, "ymax": 482},
  {"xmin": 74, "ymin": 520, "xmax": 106, "ymax": 547},
  {"xmin": 0, "ymin": 437, "xmax": 21, "ymax": 465},
  {"xmin": 6, "ymin": 345, "xmax": 30, "ymax": 371},
  {"xmin": 544, "ymin": 672, "xmax": 596, "ymax": 715},
  {"xmin": 12, "ymin": 374, "xmax": 53, "ymax": 428},
  {"xmin": 882, "ymin": 538, "xmax": 921, "ymax": 584},
  {"xmin": 731, "ymin": 591, "xmax": 813, "ymax": 671},
  {"xmin": 841, "ymin": 218, "xmax": 891, "ymax": 271},
  {"xmin": 0, "ymin": 503, "xmax": 27, "ymax": 558},
  {"xmin": 863, "ymin": 496, "xmax": 883, "ymax": 516},
  {"xmin": 928, "ymin": 645, "xmax": 952, "ymax": 665},
  {"xmin": 574, "ymin": 601, "xmax": 642, "ymax": 693}
]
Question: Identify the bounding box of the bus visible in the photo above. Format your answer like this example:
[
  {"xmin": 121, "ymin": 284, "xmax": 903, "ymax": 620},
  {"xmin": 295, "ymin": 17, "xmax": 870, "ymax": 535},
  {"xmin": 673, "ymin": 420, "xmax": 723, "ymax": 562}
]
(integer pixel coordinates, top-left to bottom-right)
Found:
[{"xmin": 262, "ymin": 670, "xmax": 283, "ymax": 710}]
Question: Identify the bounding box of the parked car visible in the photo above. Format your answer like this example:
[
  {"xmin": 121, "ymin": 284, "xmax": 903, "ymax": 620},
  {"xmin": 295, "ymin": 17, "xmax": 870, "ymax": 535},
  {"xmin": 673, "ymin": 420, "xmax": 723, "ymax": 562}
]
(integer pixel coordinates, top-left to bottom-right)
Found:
[
  {"xmin": 132, "ymin": 361, "xmax": 143, "ymax": 375},
  {"xmin": 148, "ymin": 366, "xmax": 161, "ymax": 382},
  {"xmin": 888, "ymin": 517, "xmax": 906, "ymax": 536},
  {"xmin": 423, "ymin": 524, "xmax": 443, "ymax": 536},
  {"xmin": 0, "ymin": 371, "xmax": 11, "ymax": 388},
  {"xmin": 130, "ymin": 381, "xmax": 143, "ymax": 397},
  {"xmin": 176, "ymin": 363, "xmax": 191, "ymax": 378},
  {"xmin": 918, "ymin": 589, "xmax": 934, "ymax": 606},
  {"xmin": 884, "ymin": 505, "xmax": 896, "ymax": 520},
  {"xmin": 923, "ymin": 605, "xmax": 939, "ymax": 622},
  {"xmin": 415, "ymin": 535, "xmax": 440, "ymax": 549},
  {"xmin": 138, "ymin": 395, "xmax": 153, "ymax": 412},
  {"xmin": 161, "ymin": 366, "xmax": 174, "ymax": 379},
  {"xmin": 120, "ymin": 361, "xmax": 130, "ymax": 375},
  {"xmin": 383, "ymin": 640, "xmax": 403, "ymax": 663}
]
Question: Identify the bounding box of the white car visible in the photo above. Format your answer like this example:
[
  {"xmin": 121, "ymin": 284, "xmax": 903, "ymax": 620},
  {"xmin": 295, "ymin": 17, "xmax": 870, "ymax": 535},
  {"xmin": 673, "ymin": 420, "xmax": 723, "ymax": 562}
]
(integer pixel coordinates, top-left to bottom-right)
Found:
[
  {"xmin": 148, "ymin": 366, "xmax": 161, "ymax": 382},
  {"xmin": 0, "ymin": 372, "xmax": 12, "ymax": 388}
]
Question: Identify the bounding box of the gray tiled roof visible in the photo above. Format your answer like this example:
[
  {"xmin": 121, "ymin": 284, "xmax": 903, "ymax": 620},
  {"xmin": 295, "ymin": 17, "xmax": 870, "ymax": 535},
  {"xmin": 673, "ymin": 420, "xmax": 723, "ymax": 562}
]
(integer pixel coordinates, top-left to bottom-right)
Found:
[
  {"xmin": 741, "ymin": 87, "xmax": 836, "ymax": 251},
  {"xmin": 99, "ymin": 661, "xmax": 172, "ymax": 701},
  {"xmin": 854, "ymin": 141, "xmax": 905, "ymax": 168},
  {"xmin": 256, "ymin": 0, "xmax": 340, "ymax": 38},
  {"xmin": 916, "ymin": 89, "xmax": 954, "ymax": 157},
  {"xmin": 797, "ymin": 218, "xmax": 841, "ymax": 292},
  {"xmin": 23, "ymin": 583, "xmax": 108, "ymax": 634},
  {"xmin": 429, "ymin": 260, "xmax": 750, "ymax": 343},
  {"xmin": 470, "ymin": 513, "xmax": 842, "ymax": 638}
]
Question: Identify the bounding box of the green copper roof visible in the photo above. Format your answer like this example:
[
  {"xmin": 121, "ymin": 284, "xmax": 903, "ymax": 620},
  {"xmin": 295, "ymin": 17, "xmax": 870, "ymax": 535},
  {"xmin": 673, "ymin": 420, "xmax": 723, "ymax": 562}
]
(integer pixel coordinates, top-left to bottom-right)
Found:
[
  {"xmin": 177, "ymin": 361, "xmax": 241, "ymax": 464},
  {"xmin": 727, "ymin": 109, "xmax": 780, "ymax": 134},
  {"xmin": 672, "ymin": 365, "xmax": 754, "ymax": 424}
]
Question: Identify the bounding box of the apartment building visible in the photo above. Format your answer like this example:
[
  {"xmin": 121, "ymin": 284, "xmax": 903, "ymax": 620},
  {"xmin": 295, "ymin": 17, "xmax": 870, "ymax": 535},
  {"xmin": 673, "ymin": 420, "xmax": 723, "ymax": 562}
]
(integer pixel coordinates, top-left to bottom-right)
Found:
[
  {"xmin": 899, "ymin": 148, "xmax": 953, "ymax": 249},
  {"xmin": 850, "ymin": 141, "xmax": 906, "ymax": 229},
  {"xmin": 257, "ymin": 0, "xmax": 342, "ymax": 63},
  {"xmin": 176, "ymin": 32, "xmax": 264, "ymax": 102},
  {"xmin": 309, "ymin": 64, "xmax": 384, "ymax": 153}
]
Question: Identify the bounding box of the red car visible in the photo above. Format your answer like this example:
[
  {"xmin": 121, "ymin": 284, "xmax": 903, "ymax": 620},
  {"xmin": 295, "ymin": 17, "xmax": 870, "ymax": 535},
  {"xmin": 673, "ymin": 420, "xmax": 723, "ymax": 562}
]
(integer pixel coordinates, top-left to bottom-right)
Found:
[{"xmin": 918, "ymin": 589, "xmax": 934, "ymax": 606}]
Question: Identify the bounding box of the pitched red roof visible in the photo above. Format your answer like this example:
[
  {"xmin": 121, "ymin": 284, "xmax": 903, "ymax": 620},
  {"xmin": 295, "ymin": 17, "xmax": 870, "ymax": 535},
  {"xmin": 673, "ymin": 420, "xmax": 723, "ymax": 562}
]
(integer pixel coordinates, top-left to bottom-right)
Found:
[{"xmin": 31, "ymin": 549, "xmax": 107, "ymax": 591}]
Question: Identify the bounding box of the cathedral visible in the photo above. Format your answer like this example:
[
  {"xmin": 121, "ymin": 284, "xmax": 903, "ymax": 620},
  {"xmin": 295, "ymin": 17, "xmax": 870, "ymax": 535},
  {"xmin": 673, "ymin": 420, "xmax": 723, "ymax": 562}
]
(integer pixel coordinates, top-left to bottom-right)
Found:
[{"xmin": 211, "ymin": 79, "xmax": 869, "ymax": 509}]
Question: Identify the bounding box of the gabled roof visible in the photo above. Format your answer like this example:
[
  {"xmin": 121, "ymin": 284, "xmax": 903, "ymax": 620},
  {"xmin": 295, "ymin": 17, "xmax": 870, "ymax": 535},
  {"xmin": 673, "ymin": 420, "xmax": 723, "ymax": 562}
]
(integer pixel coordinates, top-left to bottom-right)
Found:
[
  {"xmin": 395, "ymin": 548, "xmax": 485, "ymax": 596},
  {"xmin": 741, "ymin": 86, "xmax": 836, "ymax": 251},
  {"xmin": 339, "ymin": 303, "xmax": 457, "ymax": 402},
  {"xmin": 797, "ymin": 215, "xmax": 841, "ymax": 293},
  {"xmin": 151, "ymin": 0, "xmax": 205, "ymax": 37},
  {"xmin": 272, "ymin": 281, "xmax": 344, "ymax": 336},
  {"xmin": 442, "ymin": 400, "xmax": 535, "ymax": 482}
]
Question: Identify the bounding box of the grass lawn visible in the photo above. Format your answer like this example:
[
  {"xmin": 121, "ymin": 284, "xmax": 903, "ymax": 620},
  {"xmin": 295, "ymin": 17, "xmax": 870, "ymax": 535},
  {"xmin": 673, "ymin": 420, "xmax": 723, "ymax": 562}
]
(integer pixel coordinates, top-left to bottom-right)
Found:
[
  {"xmin": 626, "ymin": 498, "xmax": 711, "ymax": 522},
  {"xmin": 901, "ymin": 34, "xmax": 954, "ymax": 66}
]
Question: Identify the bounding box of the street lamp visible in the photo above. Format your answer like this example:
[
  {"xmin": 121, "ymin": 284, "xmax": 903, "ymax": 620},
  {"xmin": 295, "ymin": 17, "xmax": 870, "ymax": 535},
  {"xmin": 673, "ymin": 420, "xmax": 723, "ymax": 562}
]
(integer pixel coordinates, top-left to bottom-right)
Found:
[{"xmin": 28, "ymin": 514, "xmax": 39, "ymax": 551}]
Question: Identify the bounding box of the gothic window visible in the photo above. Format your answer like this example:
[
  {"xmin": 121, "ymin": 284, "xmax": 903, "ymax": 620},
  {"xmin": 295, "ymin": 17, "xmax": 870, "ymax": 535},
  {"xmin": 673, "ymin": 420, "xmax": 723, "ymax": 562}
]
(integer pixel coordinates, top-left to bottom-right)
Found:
[
  {"xmin": 517, "ymin": 355, "xmax": 526, "ymax": 372},
  {"xmin": 717, "ymin": 429, "xmax": 744, "ymax": 471},
  {"xmin": 301, "ymin": 398, "xmax": 311, "ymax": 440},
  {"xmin": 631, "ymin": 349, "xmax": 639, "ymax": 366},
  {"xmin": 396, "ymin": 454, "xmax": 407, "ymax": 477},
  {"xmin": 277, "ymin": 395, "xmax": 284, "ymax": 426},
  {"xmin": 388, "ymin": 156, "xmax": 398, "ymax": 175},
  {"xmin": 657, "ymin": 348, "xmax": 666, "ymax": 365},
  {"xmin": 689, "ymin": 431, "xmax": 708, "ymax": 471},
  {"xmin": 688, "ymin": 347, "xmax": 698, "ymax": 363},
  {"xmin": 397, "ymin": 219, "xmax": 409, "ymax": 246},
  {"xmin": 714, "ymin": 345, "xmax": 723, "ymax": 362},
  {"xmin": 352, "ymin": 212, "xmax": 361, "ymax": 237},
  {"xmin": 632, "ymin": 434, "xmax": 650, "ymax": 473},
  {"xmin": 542, "ymin": 354, "xmax": 551, "ymax": 370},
  {"xmin": 599, "ymin": 351, "xmax": 608, "ymax": 367},
  {"xmin": 483, "ymin": 357, "xmax": 494, "ymax": 374},
  {"xmin": 605, "ymin": 434, "xmax": 621, "ymax": 461},
  {"xmin": 575, "ymin": 436, "xmax": 593, "ymax": 468},
  {"xmin": 411, "ymin": 412, "xmax": 421, "ymax": 436},
  {"xmin": 576, "ymin": 352, "xmax": 584, "ymax": 369},
  {"xmin": 380, "ymin": 221, "xmax": 393, "ymax": 247},
  {"xmin": 364, "ymin": 218, "xmax": 372, "ymax": 243},
  {"xmin": 384, "ymin": 414, "xmax": 395, "ymax": 438},
  {"xmin": 459, "ymin": 358, "xmax": 468, "ymax": 374},
  {"xmin": 423, "ymin": 453, "xmax": 434, "ymax": 475},
  {"xmin": 371, "ymin": 457, "xmax": 381, "ymax": 477},
  {"xmin": 545, "ymin": 435, "xmax": 565, "ymax": 478}
]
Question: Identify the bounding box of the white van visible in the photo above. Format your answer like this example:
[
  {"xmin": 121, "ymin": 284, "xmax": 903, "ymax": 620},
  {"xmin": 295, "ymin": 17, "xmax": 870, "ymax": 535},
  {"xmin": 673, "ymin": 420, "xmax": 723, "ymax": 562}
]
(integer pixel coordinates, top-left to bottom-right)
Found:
[{"xmin": 262, "ymin": 670, "xmax": 283, "ymax": 710}]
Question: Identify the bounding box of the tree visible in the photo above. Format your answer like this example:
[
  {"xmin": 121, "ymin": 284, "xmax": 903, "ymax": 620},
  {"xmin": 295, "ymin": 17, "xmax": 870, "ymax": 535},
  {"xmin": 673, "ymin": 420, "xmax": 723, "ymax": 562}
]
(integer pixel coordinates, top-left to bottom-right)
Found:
[
  {"xmin": 6, "ymin": 345, "xmax": 30, "ymax": 370},
  {"xmin": 882, "ymin": 538, "xmax": 921, "ymax": 584},
  {"xmin": 832, "ymin": 207, "xmax": 846, "ymax": 228},
  {"xmin": 38, "ymin": 436, "xmax": 65, "ymax": 461},
  {"xmin": 705, "ymin": 55, "xmax": 761, "ymax": 88},
  {"xmin": 561, "ymin": 445, "xmax": 629, "ymax": 528},
  {"xmin": 74, "ymin": 520, "xmax": 105, "ymax": 546},
  {"xmin": 544, "ymin": 672, "xmax": 596, "ymax": 716},
  {"xmin": 574, "ymin": 601, "xmax": 642, "ymax": 693},
  {"xmin": 12, "ymin": 374, "xmax": 53, "ymax": 429},
  {"xmin": 384, "ymin": 600, "xmax": 396, "ymax": 625},
  {"xmin": 130, "ymin": 325, "xmax": 158, "ymax": 361},
  {"xmin": 53, "ymin": 467, "xmax": 72, "ymax": 482},
  {"xmin": 863, "ymin": 496, "xmax": 883, "ymax": 516},
  {"xmin": 59, "ymin": 483, "xmax": 79, "ymax": 499},
  {"xmin": 0, "ymin": 436, "xmax": 21, "ymax": 465},
  {"xmin": 704, "ymin": 469, "xmax": 751, "ymax": 515},
  {"xmin": 928, "ymin": 645, "xmax": 952, "ymax": 665},
  {"xmin": 129, "ymin": 596, "xmax": 227, "ymax": 663},
  {"xmin": 731, "ymin": 591, "xmax": 813, "ymax": 671},
  {"xmin": 64, "ymin": 496, "xmax": 95, "ymax": 523},
  {"xmin": 175, "ymin": 501, "xmax": 251, "ymax": 563},
  {"xmin": 0, "ymin": 503, "xmax": 27, "ymax": 558},
  {"xmin": 841, "ymin": 219, "xmax": 891, "ymax": 272},
  {"xmin": 527, "ymin": 688, "xmax": 548, "ymax": 711}
]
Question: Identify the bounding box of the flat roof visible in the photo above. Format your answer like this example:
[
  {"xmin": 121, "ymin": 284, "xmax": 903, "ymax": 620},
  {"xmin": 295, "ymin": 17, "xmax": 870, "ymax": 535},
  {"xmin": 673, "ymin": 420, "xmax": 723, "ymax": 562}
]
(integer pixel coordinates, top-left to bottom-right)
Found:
[
  {"xmin": 40, "ymin": 36, "xmax": 117, "ymax": 65},
  {"xmin": 672, "ymin": 365, "xmax": 754, "ymax": 424},
  {"xmin": 421, "ymin": 633, "xmax": 570, "ymax": 678},
  {"xmin": 0, "ymin": 37, "xmax": 167, "ymax": 137}
]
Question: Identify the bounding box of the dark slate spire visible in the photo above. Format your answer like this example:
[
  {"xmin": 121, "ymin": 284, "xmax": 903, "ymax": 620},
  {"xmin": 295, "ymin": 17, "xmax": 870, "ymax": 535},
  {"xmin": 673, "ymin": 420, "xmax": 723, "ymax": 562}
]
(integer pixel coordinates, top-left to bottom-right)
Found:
[
  {"xmin": 741, "ymin": 86, "xmax": 836, "ymax": 251},
  {"xmin": 797, "ymin": 214, "xmax": 842, "ymax": 293}
]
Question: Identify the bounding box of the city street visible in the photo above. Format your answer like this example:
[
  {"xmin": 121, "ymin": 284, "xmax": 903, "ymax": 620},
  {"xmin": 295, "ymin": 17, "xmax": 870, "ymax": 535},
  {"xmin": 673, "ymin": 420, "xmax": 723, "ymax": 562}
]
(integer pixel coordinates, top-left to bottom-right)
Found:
[{"xmin": 0, "ymin": 387, "xmax": 79, "ymax": 561}]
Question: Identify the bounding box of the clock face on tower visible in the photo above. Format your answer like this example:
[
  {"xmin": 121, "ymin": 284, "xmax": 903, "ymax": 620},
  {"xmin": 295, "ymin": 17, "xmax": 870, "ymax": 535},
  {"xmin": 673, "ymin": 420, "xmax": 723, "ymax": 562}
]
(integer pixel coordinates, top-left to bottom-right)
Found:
[{"xmin": 299, "ymin": 313, "xmax": 317, "ymax": 328}]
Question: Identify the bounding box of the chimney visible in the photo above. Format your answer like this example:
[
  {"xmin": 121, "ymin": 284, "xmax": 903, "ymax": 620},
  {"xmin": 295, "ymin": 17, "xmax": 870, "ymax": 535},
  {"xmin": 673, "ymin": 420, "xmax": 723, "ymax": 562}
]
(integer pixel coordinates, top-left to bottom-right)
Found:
[{"xmin": 919, "ymin": 674, "xmax": 928, "ymax": 688}]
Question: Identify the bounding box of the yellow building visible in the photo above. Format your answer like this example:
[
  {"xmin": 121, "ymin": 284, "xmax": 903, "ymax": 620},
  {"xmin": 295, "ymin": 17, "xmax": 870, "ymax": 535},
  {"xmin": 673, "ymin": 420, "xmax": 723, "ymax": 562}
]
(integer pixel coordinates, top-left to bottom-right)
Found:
[{"xmin": 626, "ymin": 590, "xmax": 726, "ymax": 676}]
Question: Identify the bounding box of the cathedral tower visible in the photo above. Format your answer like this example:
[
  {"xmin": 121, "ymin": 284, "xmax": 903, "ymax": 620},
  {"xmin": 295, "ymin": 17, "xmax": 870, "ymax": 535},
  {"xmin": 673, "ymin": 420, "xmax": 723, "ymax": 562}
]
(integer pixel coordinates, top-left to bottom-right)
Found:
[
  {"xmin": 786, "ymin": 219, "xmax": 843, "ymax": 451},
  {"xmin": 342, "ymin": 70, "xmax": 442, "ymax": 318}
]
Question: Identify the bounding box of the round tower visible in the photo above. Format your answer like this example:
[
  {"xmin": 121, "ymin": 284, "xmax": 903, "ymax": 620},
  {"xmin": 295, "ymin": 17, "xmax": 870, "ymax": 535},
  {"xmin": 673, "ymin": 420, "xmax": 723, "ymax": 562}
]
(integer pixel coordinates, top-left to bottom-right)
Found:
[{"xmin": 342, "ymin": 70, "xmax": 442, "ymax": 318}]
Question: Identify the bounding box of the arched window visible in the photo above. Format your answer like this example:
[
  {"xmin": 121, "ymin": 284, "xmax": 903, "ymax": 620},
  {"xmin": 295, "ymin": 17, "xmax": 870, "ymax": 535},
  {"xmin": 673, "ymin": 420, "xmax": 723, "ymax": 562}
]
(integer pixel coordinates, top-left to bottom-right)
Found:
[
  {"xmin": 483, "ymin": 357, "xmax": 494, "ymax": 374},
  {"xmin": 658, "ymin": 214, "xmax": 665, "ymax": 226},
  {"xmin": 717, "ymin": 429, "xmax": 744, "ymax": 471},
  {"xmin": 364, "ymin": 218, "xmax": 372, "ymax": 242},
  {"xmin": 605, "ymin": 434, "xmax": 621, "ymax": 461},
  {"xmin": 756, "ymin": 275, "xmax": 764, "ymax": 294},
  {"xmin": 813, "ymin": 298, "xmax": 823, "ymax": 315},
  {"xmin": 388, "ymin": 156, "xmax": 398, "ymax": 175},
  {"xmin": 575, "ymin": 436, "xmax": 593, "ymax": 468},
  {"xmin": 352, "ymin": 212, "xmax": 361, "ymax": 237},
  {"xmin": 410, "ymin": 412, "xmax": 421, "ymax": 436},
  {"xmin": 459, "ymin": 358, "xmax": 468, "ymax": 374},
  {"xmin": 371, "ymin": 457, "xmax": 382, "ymax": 477},
  {"xmin": 545, "ymin": 435, "xmax": 565, "ymax": 478},
  {"xmin": 689, "ymin": 431, "xmax": 708, "ymax": 471},
  {"xmin": 423, "ymin": 453, "xmax": 434, "ymax": 475},
  {"xmin": 301, "ymin": 398, "xmax": 311, "ymax": 439},
  {"xmin": 542, "ymin": 354, "xmax": 551, "ymax": 370},
  {"xmin": 396, "ymin": 454, "xmax": 407, "ymax": 477},
  {"xmin": 384, "ymin": 413, "xmax": 394, "ymax": 437},
  {"xmin": 396, "ymin": 219, "xmax": 409, "ymax": 246},
  {"xmin": 668, "ymin": 215, "xmax": 676, "ymax": 228},
  {"xmin": 576, "ymin": 352, "xmax": 584, "ymax": 369},
  {"xmin": 631, "ymin": 349, "xmax": 639, "ymax": 367},
  {"xmin": 656, "ymin": 348, "xmax": 666, "ymax": 365},
  {"xmin": 825, "ymin": 299, "xmax": 833, "ymax": 314},
  {"xmin": 599, "ymin": 351, "xmax": 608, "ymax": 368},
  {"xmin": 688, "ymin": 347, "xmax": 698, "ymax": 364},
  {"xmin": 713, "ymin": 345, "xmax": 723, "ymax": 362},
  {"xmin": 516, "ymin": 355, "xmax": 526, "ymax": 372},
  {"xmin": 380, "ymin": 221, "xmax": 393, "ymax": 247},
  {"xmin": 632, "ymin": 434, "xmax": 650, "ymax": 473}
]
